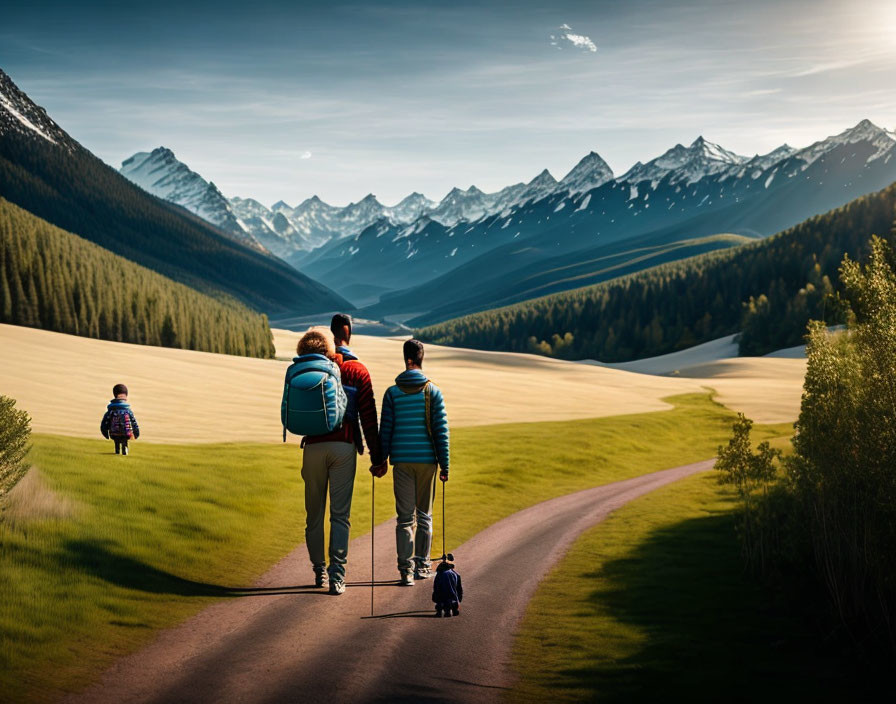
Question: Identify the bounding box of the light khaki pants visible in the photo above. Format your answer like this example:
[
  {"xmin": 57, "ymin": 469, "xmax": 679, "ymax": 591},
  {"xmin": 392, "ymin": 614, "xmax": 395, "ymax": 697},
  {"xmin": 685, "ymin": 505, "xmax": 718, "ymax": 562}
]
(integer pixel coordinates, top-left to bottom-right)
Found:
[
  {"xmin": 301, "ymin": 441, "xmax": 357, "ymax": 583},
  {"xmin": 393, "ymin": 462, "xmax": 438, "ymax": 574}
]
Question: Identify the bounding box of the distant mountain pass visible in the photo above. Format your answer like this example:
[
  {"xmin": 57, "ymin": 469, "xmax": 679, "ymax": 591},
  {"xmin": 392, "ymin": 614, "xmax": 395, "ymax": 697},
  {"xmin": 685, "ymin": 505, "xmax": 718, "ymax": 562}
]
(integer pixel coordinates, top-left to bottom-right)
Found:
[{"xmin": 387, "ymin": 233, "xmax": 754, "ymax": 326}]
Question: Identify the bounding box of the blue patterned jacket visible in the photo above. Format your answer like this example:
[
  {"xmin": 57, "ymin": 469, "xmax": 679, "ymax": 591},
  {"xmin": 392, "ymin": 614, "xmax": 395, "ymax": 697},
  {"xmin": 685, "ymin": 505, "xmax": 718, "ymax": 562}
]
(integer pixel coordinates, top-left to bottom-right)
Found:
[{"xmin": 380, "ymin": 369, "xmax": 449, "ymax": 472}]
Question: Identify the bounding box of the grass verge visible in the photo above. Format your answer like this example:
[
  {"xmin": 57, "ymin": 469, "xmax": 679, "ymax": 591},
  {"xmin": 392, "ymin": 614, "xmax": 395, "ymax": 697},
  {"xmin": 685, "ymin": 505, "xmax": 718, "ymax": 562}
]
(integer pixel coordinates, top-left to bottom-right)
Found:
[
  {"xmin": 0, "ymin": 393, "xmax": 789, "ymax": 701},
  {"xmin": 511, "ymin": 472, "xmax": 863, "ymax": 702}
]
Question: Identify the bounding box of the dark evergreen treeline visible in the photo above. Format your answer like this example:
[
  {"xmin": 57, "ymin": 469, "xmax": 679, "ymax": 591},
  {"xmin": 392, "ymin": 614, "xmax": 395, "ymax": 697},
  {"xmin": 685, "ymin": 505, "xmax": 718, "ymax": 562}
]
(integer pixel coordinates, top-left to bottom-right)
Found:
[
  {"xmin": 0, "ymin": 198, "xmax": 275, "ymax": 358},
  {"xmin": 418, "ymin": 182, "xmax": 896, "ymax": 361}
]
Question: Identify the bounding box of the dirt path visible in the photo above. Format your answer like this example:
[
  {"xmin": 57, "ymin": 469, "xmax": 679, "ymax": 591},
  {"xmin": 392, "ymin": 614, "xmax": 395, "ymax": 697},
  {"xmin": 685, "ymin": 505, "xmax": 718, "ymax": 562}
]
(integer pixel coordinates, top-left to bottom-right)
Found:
[{"xmin": 71, "ymin": 460, "xmax": 714, "ymax": 704}]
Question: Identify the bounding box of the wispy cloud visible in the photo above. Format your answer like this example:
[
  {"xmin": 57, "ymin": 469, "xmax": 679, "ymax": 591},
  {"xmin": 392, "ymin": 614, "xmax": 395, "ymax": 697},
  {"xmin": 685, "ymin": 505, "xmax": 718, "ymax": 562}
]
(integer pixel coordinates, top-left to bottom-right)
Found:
[
  {"xmin": 550, "ymin": 24, "xmax": 597, "ymax": 53},
  {"xmin": 300, "ymin": 151, "xmax": 312, "ymax": 159}
]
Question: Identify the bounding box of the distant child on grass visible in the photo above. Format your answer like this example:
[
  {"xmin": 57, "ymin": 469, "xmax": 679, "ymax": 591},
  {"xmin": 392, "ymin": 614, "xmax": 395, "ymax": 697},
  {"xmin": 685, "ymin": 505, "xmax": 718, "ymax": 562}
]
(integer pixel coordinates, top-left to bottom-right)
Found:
[
  {"xmin": 432, "ymin": 558, "xmax": 463, "ymax": 617},
  {"xmin": 101, "ymin": 383, "xmax": 139, "ymax": 456}
]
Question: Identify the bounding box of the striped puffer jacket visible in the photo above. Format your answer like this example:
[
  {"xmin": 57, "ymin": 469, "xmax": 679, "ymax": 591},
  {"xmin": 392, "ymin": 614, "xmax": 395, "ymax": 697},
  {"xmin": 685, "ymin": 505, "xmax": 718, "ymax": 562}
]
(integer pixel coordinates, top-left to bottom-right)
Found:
[{"xmin": 379, "ymin": 369, "xmax": 449, "ymax": 472}]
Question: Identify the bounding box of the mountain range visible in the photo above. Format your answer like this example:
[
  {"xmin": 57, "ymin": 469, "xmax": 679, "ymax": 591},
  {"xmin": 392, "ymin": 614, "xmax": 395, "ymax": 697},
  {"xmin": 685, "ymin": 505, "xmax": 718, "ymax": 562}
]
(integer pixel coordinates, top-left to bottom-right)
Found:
[
  {"xmin": 119, "ymin": 148, "xmax": 598, "ymax": 267},
  {"xmin": 121, "ymin": 117, "xmax": 896, "ymax": 324},
  {"xmin": 10, "ymin": 56, "xmax": 896, "ymax": 330},
  {"xmin": 305, "ymin": 120, "xmax": 896, "ymax": 321},
  {"xmin": 0, "ymin": 69, "xmax": 346, "ymax": 316}
]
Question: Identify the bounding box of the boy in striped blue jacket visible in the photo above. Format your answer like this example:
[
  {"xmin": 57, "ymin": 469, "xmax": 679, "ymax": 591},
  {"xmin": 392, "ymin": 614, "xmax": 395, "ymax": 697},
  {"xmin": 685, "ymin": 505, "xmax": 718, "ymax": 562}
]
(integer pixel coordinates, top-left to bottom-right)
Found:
[{"xmin": 379, "ymin": 339, "xmax": 450, "ymax": 586}]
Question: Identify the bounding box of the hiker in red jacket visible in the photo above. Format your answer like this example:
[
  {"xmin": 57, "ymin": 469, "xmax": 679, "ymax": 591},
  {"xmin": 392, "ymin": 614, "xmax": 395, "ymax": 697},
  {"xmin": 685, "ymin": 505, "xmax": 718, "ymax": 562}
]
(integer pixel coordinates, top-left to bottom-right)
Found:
[{"xmin": 301, "ymin": 313, "xmax": 385, "ymax": 594}]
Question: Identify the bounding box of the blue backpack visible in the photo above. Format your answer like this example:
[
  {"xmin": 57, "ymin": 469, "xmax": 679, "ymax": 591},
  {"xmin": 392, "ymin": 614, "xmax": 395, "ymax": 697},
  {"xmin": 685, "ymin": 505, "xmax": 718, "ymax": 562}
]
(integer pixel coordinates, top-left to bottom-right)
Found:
[{"xmin": 282, "ymin": 355, "xmax": 347, "ymax": 440}]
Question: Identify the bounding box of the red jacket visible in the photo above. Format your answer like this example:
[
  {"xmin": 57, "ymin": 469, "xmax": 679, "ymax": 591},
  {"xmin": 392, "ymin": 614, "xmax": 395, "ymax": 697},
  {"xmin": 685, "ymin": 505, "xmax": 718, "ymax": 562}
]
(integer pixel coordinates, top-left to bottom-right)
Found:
[{"xmin": 303, "ymin": 350, "xmax": 382, "ymax": 465}]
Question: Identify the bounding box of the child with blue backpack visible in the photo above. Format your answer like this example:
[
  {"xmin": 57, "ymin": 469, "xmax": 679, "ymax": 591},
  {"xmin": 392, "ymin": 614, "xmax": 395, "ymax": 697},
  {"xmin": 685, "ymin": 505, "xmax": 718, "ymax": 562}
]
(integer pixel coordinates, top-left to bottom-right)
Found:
[{"xmin": 101, "ymin": 383, "xmax": 139, "ymax": 456}]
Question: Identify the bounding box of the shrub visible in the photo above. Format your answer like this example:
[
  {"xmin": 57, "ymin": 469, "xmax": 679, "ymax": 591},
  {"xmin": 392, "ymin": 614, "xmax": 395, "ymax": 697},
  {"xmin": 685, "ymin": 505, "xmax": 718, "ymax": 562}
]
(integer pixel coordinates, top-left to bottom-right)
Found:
[
  {"xmin": 715, "ymin": 414, "xmax": 781, "ymax": 572},
  {"xmin": 787, "ymin": 236, "xmax": 896, "ymax": 650},
  {"xmin": 0, "ymin": 395, "xmax": 31, "ymax": 499},
  {"xmin": 721, "ymin": 235, "xmax": 896, "ymax": 661}
]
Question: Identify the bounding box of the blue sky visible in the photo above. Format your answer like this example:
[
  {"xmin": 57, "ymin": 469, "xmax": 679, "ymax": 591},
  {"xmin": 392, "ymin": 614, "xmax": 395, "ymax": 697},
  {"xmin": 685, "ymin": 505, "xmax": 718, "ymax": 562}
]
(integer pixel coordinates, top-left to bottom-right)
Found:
[{"xmin": 2, "ymin": 0, "xmax": 895, "ymax": 205}]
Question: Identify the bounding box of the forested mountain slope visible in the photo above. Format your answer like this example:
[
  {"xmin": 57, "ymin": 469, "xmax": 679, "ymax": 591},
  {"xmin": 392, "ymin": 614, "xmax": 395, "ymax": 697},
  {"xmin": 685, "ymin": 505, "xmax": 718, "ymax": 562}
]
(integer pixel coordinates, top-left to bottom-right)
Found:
[
  {"xmin": 0, "ymin": 198, "xmax": 275, "ymax": 358},
  {"xmin": 0, "ymin": 69, "xmax": 347, "ymax": 316},
  {"xmin": 418, "ymin": 182, "xmax": 896, "ymax": 361}
]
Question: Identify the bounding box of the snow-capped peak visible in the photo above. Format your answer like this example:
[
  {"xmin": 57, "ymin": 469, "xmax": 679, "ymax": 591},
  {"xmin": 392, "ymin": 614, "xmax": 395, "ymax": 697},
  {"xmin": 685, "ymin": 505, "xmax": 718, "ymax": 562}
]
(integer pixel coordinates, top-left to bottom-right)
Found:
[
  {"xmin": 560, "ymin": 151, "xmax": 614, "ymax": 194},
  {"xmin": 0, "ymin": 69, "xmax": 73, "ymax": 148},
  {"xmin": 840, "ymin": 118, "xmax": 895, "ymax": 144},
  {"xmin": 688, "ymin": 136, "xmax": 745, "ymax": 165},
  {"xmin": 528, "ymin": 169, "xmax": 558, "ymax": 187},
  {"xmin": 514, "ymin": 169, "xmax": 559, "ymax": 206},
  {"xmin": 120, "ymin": 147, "xmax": 264, "ymax": 251},
  {"xmin": 794, "ymin": 119, "xmax": 896, "ymax": 167},
  {"xmin": 386, "ymin": 192, "xmax": 436, "ymax": 225},
  {"xmin": 342, "ymin": 194, "xmax": 385, "ymax": 221},
  {"xmin": 744, "ymin": 144, "xmax": 798, "ymax": 171},
  {"xmin": 621, "ymin": 137, "xmax": 747, "ymax": 186}
]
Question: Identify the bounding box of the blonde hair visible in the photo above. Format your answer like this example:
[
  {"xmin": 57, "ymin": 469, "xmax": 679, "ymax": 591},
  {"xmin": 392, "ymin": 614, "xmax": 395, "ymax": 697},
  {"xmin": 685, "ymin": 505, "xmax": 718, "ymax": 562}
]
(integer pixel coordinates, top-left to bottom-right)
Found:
[{"xmin": 297, "ymin": 327, "xmax": 336, "ymax": 359}]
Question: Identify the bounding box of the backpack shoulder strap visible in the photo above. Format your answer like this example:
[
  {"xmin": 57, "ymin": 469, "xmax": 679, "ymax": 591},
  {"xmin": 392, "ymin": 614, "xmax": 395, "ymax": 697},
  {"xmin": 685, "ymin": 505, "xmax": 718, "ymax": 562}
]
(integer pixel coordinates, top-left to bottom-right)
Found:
[{"xmin": 424, "ymin": 381, "xmax": 432, "ymax": 440}]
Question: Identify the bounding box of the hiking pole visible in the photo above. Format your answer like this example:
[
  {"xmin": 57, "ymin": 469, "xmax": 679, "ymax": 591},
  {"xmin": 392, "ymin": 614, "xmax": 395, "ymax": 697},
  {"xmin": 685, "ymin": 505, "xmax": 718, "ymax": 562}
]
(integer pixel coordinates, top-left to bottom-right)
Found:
[
  {"xmin": 371, "ymin": 472, "xmax": 375, "ymax": 617},
  {"xmin": 441, "ymin": 480, "xmax": 445, "ymax": 559}
]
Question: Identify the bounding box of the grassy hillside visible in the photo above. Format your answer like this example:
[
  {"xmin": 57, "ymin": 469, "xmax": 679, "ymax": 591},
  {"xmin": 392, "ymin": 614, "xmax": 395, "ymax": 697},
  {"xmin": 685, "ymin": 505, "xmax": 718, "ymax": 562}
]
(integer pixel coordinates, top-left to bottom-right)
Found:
[
  {"xmin": 0, "ymin": 395, "xmax": 790, "ymax": 701},
  {"xmin": 418, "ymin": 182, "xmax": 896, "ymax": 362},
  {"xmin": 512, "ymin": 473, "xmax": 864, "ymax": 702},
  {"xmin": 0, "ymin": 70, "xmax": 346, "ymax": 316},
  {"xmin": 0, "ymin": 198, "xmax": 275, "ymax": 358}
]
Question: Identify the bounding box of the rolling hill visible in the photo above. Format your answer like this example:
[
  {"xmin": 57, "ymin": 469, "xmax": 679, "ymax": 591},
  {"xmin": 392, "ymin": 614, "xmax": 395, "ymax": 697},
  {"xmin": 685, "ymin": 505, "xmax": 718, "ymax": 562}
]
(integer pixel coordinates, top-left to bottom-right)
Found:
[{"xmin": 0, "ymin": 69, "xmax": 347, "ymax": 316}]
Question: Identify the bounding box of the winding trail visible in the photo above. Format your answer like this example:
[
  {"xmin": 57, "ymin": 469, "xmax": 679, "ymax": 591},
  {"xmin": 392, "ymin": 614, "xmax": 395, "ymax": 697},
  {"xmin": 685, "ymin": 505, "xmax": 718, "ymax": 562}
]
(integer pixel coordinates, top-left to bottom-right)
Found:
[{"xmin": 72, "ymin": 460, "xmax": 713, "ymax": 704}]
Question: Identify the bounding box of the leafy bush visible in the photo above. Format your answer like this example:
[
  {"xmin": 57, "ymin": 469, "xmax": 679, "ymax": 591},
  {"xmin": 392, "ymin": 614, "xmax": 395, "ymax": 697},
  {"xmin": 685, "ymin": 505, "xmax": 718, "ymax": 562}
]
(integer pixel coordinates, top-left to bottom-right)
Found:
[
  {"xmin": 788, "ymin": 235, "xmax": 896, "ymax": 649},
  {"xmin": 715, "ymin": 414, "xmax": 780, "ymax": 572},
  {"xmin": 0, "ymin": 395, "xmax": 31, "ymax": 499},
  {"xmin": 721, "ymin": 235, "xmax": 896, "ymax": 660}
]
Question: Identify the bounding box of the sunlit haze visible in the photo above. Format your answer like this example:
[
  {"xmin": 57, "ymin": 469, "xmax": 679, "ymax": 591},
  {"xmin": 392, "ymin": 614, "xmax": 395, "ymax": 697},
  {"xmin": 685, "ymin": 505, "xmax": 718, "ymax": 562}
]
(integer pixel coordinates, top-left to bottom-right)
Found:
[{"xmin": 2, "ymin": 0, "xmax": 894, "ymax": 206}]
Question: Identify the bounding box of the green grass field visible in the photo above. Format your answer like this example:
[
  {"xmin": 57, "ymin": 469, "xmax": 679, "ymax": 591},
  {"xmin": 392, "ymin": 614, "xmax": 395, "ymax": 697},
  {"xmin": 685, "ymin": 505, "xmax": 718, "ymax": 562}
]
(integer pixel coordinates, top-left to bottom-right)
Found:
[
  {"xmin": 511, "ymin": 472, "xmax": 863, "ymax": 702},
  {"xmin": 0, "ymin": 394, "xmax": 790, "ymax": 701}
]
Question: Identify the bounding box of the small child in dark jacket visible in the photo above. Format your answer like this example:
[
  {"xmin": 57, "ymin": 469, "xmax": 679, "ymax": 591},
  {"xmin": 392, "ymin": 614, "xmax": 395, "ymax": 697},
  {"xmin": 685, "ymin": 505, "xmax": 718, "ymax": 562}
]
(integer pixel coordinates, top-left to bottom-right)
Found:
[
  {"xmin": 432, "ymin": 559, "xmax": 463, "ymax": 617},
  {"xmin": 101, "ymin": 383, "xmax": 140, "ymax": 456}
]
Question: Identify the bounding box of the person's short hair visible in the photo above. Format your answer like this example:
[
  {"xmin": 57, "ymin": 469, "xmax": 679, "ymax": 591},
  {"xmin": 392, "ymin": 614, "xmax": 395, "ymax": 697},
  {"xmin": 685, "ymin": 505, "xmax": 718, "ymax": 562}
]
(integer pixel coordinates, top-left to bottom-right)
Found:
[
  {"xmin": 298, "ymin": 329, "xmax": 335, "ymax": 358},
  {"xmin": 330, "ymin": 313, "xmax": 352, "ymax": 338},
  {"xmin": 403, "ymin": 339, "xmax": 424, "ymax": 366},
  {"xmin": 112, "ymin": 383, "xmax": 128, "ymax": 397}
]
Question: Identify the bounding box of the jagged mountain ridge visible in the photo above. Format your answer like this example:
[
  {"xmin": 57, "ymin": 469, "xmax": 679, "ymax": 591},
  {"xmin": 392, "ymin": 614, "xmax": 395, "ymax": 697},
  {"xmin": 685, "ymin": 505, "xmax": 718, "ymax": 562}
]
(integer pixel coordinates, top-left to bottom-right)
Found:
[
  {"xmin": 0, "ymin": 68, "xmax": 348, "ymax": 315},
  {"xmin": 231, "ymin": 168, "xmax": 566, "ymax": 263},
  {"xmin": 120, "ymin": 147, "xmax": 265, "ymax": 252},
  {"xmin": 114, "ymin": 104, "xmax": 896, "ymax": 322},
  {"xmin": 120, "ymin": 144, "xmax": 613, "ymax": 262},
  {"xmin": 304, "ymin": 120, "xmax": 896, "ymax": 321}
]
